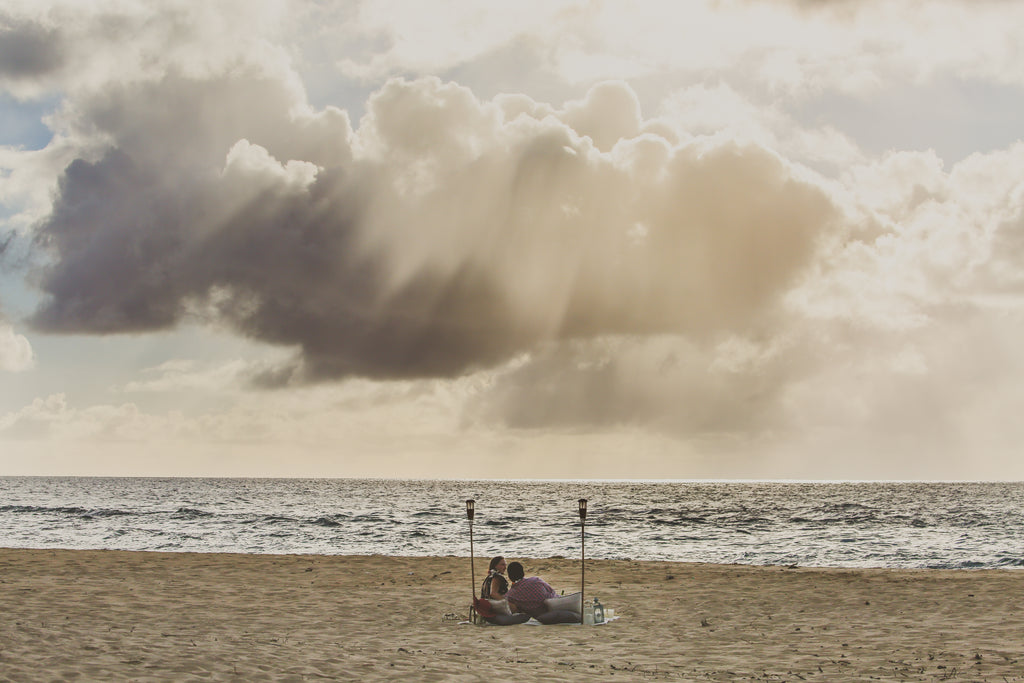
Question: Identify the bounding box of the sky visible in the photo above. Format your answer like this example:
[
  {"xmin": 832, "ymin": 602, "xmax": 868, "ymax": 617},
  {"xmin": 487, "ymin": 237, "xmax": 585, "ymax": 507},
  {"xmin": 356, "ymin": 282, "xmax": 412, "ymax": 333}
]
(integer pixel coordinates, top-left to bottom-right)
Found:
[{"xmin": 2, "ymin": 0, "xmax": 1024, "ymax": 480}]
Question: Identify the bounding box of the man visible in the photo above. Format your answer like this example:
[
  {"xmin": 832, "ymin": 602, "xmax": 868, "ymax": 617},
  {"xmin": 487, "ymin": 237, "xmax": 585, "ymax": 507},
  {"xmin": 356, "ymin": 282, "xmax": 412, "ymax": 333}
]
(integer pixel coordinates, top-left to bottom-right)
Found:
[{"xmin": 504, "ymin": 561, "xmax": 581, "ymax": 624}]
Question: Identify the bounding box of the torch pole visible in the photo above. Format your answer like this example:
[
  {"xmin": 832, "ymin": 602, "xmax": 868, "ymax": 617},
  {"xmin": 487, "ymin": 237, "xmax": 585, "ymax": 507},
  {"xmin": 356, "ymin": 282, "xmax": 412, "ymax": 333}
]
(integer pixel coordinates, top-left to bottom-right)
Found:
[
  {"xmin": 578, "ymin": 498, "xmax": 587, "ymax": 625},
  {"xmin": 466, "ymin": 500, "xmax": 476, "ymax": 606}
]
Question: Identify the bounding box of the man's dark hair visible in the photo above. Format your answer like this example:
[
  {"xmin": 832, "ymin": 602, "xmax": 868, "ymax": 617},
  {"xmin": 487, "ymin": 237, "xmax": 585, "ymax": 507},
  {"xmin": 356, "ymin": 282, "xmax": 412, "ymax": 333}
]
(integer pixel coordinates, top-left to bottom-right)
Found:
[{"xmin": 507, "ymin": 561, "xmax": 524, "ymax": 582}]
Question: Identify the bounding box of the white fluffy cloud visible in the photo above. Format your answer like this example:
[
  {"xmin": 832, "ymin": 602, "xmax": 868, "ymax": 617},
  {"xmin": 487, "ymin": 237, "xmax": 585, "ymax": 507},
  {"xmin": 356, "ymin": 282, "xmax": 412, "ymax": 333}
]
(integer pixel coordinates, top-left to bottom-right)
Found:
[
  {"xmin": 0, "ymin": 319, "xmax": 33, "ymax": 372},
  {"xmin": 0, "ymin": 393, "xmax": 157, "ymax": 440},
  {"xmin": 329, "ymin": 1, "xmax": 1024, "ymax": 93}
]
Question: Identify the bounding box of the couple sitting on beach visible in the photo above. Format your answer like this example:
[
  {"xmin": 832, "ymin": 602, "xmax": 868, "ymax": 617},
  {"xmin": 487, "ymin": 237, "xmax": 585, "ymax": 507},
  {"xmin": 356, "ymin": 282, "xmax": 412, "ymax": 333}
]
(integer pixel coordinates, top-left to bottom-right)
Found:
[{"xmin": 479, "ymin": 556, "xmax": 582, "ymax": 625}]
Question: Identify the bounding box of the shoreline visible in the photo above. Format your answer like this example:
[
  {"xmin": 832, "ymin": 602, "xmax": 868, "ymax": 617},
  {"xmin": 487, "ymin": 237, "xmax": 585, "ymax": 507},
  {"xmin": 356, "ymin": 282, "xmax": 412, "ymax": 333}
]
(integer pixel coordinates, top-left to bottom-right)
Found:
[
  {"xmin": 3, "ymin": 548, "xmax": 1023, "ymax": 681},
  {"xmin": 3, "ymin": 544, "xmax": 1020, "ymax": 571}
]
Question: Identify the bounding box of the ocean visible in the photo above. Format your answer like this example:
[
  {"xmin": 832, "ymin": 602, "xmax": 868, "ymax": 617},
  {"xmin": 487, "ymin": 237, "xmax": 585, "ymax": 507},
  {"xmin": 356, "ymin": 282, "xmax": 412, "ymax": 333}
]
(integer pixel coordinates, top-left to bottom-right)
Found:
[{"xmin": 1, "ymin": 477, "xmax": 1022, "ymax": 569}]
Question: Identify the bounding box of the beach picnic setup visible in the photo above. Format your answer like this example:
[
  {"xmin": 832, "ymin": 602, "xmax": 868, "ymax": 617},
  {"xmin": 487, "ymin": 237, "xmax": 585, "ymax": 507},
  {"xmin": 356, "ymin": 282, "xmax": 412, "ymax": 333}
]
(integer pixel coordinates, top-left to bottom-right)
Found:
[{"xmin": 462, "ymin": 497, "xmax": 618, "ymax": 626}]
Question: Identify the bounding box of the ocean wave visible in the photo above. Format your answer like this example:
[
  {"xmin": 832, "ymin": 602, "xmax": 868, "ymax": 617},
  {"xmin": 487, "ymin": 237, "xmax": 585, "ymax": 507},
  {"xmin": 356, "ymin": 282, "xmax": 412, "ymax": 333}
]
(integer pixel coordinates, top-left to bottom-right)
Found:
[
  {"xmin": 1, "ymin": 505, "xmax": 90, "ymax": 515},
  {"xmin": 3, "ymin": 477, "xmax": 1023, "ymax": 569},
  {"xmin": 262, "ymin": 515, "xmax": 297, "ymax": 524},
  {"xmin": 171, "ymin": 507, "xmax": 212, "ymax": 519}
]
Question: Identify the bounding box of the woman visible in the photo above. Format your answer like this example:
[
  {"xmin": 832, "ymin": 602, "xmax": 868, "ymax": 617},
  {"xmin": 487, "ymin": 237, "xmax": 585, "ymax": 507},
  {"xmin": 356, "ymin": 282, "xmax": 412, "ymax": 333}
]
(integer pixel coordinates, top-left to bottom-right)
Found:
[
  {"xmin": 480, "ymin": 556, "xmax": 508, "ymax": 599},
  {"xmin": 477, "ymin": 555, "xmax": 529, "ymax": 626}
]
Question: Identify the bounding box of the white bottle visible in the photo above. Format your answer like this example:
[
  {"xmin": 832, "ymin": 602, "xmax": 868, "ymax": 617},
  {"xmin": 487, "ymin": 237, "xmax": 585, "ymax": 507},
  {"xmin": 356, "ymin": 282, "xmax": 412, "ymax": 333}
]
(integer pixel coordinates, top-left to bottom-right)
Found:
[{"xmin": 583, "ymin": 599, "xmax": 595, "ymax": 625}]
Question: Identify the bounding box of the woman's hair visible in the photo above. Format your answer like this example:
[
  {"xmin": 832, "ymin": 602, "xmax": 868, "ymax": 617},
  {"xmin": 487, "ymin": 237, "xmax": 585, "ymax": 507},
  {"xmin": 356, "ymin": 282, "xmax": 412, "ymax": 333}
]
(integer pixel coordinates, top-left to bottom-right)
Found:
[{"xmin": 488, "ymin": 556, "xmax": 505, "ymax": 572}]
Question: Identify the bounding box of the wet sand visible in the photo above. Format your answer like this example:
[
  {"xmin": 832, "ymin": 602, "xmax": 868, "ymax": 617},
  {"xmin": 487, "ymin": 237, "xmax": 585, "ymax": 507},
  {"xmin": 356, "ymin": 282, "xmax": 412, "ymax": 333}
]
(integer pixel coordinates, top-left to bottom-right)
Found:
[{"xmin": 1, "ymin": 548, "xmax": 1022, "ymax": 681}]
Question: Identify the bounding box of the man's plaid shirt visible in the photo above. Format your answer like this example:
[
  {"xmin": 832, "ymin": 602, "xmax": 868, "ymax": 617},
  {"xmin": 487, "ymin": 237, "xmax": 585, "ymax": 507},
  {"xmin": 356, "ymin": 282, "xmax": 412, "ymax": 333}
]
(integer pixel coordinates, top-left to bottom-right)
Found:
[{"xmin": 505, "ymin": 576, "xmax": 557, "ymax": 616}]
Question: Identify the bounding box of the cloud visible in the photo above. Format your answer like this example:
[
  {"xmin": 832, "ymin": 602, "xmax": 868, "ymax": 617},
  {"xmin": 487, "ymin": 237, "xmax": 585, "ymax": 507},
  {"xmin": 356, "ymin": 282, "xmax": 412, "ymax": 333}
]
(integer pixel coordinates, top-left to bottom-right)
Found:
[
  {"xmin": 0, "ymin": 15, "xmax": 65, "ymax": 84},
  {"xmin": 0, "ymin": 316, "xmax": 33, "ymax": 371},
  {"xmin": 823, "ymin": 143, "xmax": 1024, "ymax": 320},
  {"xmin": 0, "ymin": 1, "xmax": 292, "ymax": 98},
  {"xmin": 465, "ymin": 333, "xmax": 797, "ymax": 436},
  {"xmin": 658, "ymin": 83, "xmax": 864, "ymax": 170},
  {"xmin": 331, "ymin": 1, "xmax": 1024, "ymax": 94},
  {"xmin": 0, "ymin": 393, "xmax": 158, "ymax": 440},
  {"xmin": 0, "ymin": 374, "xmax": 457, "ymax": 448},
  {"xmin": 122, "ymin": 358, "xmax": 258, "ymax": 394},
  {"xmin": 26, "ymin": 72, "xmax": 840, "ymax": 383},
  {"xmin": 457, "ymin": 136, "xmax": 1024, "ymax": 440},
  {"xmin": 333, "ymin": 0, "xmax": 567, "ymax": 83},
  {"xmin": 8, "ymin": 0, "xmax": 1024, "ymax": 463}
]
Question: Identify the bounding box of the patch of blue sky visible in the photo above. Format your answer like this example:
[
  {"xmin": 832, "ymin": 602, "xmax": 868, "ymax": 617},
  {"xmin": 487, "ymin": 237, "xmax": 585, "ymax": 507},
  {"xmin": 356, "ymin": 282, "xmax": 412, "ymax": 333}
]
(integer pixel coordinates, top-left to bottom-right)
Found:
[
  {"xmin": 0, "ymin": 224, "xmax": 45, "ymax": 318},
  {"xmin": 0, "ymin": 267, "xmax": 38, "ymax": 319},
  {"xmin": 0, "ymin": 93, "xmax": 58, "ymax": 150}
]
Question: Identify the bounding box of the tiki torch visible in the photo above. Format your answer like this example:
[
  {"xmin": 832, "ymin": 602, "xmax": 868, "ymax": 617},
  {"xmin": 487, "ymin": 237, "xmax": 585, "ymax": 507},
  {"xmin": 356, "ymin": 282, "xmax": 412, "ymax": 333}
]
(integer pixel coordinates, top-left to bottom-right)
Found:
[
  {"xmin": 466, "ymin": 499, "xmax": 476, "ymax": 603},
  {"xmin": 578, "ymin": 498, "xmax": 587, "ymax": 624}
]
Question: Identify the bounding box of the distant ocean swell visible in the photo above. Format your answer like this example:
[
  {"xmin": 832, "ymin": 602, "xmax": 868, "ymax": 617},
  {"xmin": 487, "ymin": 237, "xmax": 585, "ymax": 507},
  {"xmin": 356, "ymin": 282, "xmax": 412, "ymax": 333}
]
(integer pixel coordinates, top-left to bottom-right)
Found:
[{"xmin": 1, "ymin": 478, "xmax": 1023, "ymax": 569}]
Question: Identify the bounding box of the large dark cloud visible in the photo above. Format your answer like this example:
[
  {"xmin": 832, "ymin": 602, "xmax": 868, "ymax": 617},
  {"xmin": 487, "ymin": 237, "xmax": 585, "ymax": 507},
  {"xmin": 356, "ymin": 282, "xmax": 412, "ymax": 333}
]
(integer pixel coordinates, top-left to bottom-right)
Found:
[
  {"xmin": 0, "ymin": 17, "xmax": 65, "ymax": 81},
  {"xmin": 29, "ymin": 72, "xmax": 840, "ymax": 382},
  {"xmin": 464, "ymin": 333, "xmax": 799, "ymax": 434}
]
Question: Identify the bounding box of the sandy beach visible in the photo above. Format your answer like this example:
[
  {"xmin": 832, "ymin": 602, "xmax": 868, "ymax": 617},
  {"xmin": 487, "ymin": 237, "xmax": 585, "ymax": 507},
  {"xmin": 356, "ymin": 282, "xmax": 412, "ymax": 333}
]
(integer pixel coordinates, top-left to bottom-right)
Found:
[{"xmin": 1, "ymin": 549, "xmax": 1022, "ymax": 681}]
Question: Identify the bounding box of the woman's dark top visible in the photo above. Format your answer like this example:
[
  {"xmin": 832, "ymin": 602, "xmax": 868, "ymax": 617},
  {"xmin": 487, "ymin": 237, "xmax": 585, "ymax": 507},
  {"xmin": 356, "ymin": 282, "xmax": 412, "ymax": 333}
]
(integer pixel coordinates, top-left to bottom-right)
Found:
[{"xmin": 481, "ymin": 571, "xmax": 508, "ymax": 599}]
